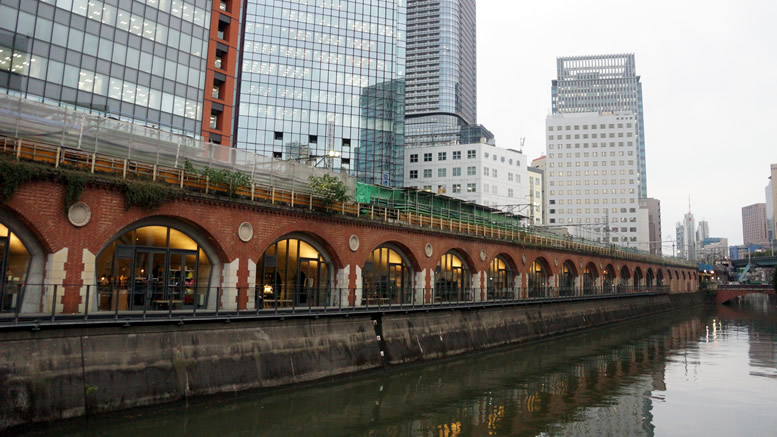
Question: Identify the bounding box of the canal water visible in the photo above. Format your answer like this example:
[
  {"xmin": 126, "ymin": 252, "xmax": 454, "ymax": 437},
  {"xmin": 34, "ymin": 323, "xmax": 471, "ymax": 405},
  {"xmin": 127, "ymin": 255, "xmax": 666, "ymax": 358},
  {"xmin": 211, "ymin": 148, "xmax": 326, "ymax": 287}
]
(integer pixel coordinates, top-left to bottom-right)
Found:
[{"xmin": 15, "ymin": 296, "xmax": 777, "ymax": 437}]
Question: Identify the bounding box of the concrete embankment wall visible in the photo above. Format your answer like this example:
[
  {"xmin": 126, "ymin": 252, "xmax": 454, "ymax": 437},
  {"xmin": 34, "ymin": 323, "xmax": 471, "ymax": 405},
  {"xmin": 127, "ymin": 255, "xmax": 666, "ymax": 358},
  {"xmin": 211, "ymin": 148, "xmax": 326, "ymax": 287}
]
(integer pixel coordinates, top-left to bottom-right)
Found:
[{"xmin": 0, "ymin": 293, "xmax": 703, "ymax": 430}]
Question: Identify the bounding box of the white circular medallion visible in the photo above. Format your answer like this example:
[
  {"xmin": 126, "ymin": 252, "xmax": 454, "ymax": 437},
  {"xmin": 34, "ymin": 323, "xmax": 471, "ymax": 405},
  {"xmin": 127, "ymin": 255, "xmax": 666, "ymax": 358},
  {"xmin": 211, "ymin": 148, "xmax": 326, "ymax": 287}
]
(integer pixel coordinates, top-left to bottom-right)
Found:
[
  {"xmin": 554, "ymin": 258, "xmax": 559, "ymax": 267},
  {"xmin": 67, "ymin": 202, "xmax": 91, "ymax": 227},
  {"xmin": 348, "ymin": 235, "xmax": 360, "ymax": 252},
  {"xmin": 479, "ymin": 249, "xmax": 486, "ymax": 262},
  {"xmin": 238, "ymin": 222, "xmax": 253, "ymax": 242},
  {"xmin": 424, "ymin": 243, "xmax": 433, "ymax": 258},
  {"xmin": 521, "ymin": 254, "xmax": 527, "ymax": 265}
]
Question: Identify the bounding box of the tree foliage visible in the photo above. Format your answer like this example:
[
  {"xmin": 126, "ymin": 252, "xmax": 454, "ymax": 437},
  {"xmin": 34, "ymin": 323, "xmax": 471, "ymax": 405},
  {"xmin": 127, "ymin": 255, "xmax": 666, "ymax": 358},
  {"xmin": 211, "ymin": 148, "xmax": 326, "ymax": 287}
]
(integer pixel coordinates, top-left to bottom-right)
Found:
[{"xmin": 308, "ymin": 174, "xmax": 350, "ymax": 205}]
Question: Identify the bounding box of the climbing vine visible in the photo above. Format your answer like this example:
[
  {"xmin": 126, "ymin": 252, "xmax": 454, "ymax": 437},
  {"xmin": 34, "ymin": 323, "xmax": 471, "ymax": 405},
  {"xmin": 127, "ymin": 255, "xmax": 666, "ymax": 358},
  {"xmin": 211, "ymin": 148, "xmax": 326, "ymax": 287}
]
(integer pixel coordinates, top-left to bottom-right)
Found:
[
  {"xmin": 124, "ymin": 181, "xmax": 179, "ymax": 211},
  {"xmin": 0, "ymin": 157, "xmax": 45, "ymax": 203},
  {"xmin": 63, "ymin": 172, "xmax": 86, "ymax": 212}
]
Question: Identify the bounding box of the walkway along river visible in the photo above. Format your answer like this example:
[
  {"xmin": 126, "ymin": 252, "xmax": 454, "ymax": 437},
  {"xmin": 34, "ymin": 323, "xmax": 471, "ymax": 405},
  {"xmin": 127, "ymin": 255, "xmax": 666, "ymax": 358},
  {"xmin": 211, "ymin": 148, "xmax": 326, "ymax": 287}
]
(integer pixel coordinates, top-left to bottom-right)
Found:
[{"xmin": 10, "ymin": 294, "xmax": 777, "ymax": 436}]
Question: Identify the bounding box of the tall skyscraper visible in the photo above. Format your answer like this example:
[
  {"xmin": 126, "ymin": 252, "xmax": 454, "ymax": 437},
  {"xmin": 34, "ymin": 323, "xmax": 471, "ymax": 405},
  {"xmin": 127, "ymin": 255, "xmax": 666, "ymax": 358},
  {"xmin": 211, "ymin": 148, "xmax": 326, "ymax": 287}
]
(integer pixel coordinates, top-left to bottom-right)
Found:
[
  {"xmin": 552, "ymin": 54, "xmax": 647, "ymax": 198},
  {"xmin": 235, "ymin": 0, "xmax": 407, "ymax": 186},
  {"xmin": 676, "ymin": 212, "xmax": 696, "ymax": 261},
  {"xmin": 741, "ymin": 203, "xmax": 768, "ymax": 246},
  {"xmin": 767, "ymin": 164, "xmax": 777, "ymax": 245},
  {"xmin": 545, "ymin": 111, "xmax": 641, "ymax": 248},
  {"xmin": 0, "ymin": 0, "xmax": 230, "ymax": 140},
  {"xmin": 404, "ymin": 0, "xmax": 477, "ymax": 146}
]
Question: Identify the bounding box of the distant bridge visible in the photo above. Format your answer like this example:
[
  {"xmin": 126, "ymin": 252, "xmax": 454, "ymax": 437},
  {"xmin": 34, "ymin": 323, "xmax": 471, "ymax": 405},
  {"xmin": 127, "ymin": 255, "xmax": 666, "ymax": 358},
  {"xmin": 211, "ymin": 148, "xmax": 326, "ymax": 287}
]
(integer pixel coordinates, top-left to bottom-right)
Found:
[{"xmin": 715, "ymin": 284, "xmax": 775, "ymax": 304}]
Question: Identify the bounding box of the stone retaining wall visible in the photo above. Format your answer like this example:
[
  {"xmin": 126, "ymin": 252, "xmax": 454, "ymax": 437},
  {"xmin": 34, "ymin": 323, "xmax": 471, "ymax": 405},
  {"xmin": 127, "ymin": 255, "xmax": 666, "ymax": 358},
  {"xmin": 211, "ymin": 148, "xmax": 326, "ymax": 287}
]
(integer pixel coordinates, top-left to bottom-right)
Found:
[{"xmin": 0, "ymin": 293, "xmax": 704, "ymax": 431}]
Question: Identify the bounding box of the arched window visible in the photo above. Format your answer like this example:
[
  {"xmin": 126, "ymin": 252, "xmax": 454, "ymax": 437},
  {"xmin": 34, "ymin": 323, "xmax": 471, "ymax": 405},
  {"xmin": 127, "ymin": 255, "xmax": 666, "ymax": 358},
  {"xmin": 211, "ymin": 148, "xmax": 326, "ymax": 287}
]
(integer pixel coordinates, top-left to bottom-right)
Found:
[
  {"xmin": 528, "ymin": 259, "xmax": 549, "ymax": 298},
  {"xmin": 363, "ymin": 245, "xmax": 412, "ymax": 305},
  {"xmin": 646, "ymin": 269, "xmax": 655, "ymax": 289},
  {"xmin": 0, "ymin": 222, "xmax": 31, "ymax": 312},
  {"xmin": 634, "ymin": 268, "xmax": 643, "ymax": 290},
  {"xmin": 603, "ymin": 265, "xmax": 615, "ymax": 294},
  {"xmin": 619, "ymin": 266, "xmax": 631, "ymax": 293},
  {"xmin": 96, "ymin": 226, "xmax": 212, "ymax": 311},
  {"xmin": 657, "ymin": 270, "xmax": 664, "ymax": 287},
  {"xmin": 560, "ymin": 261, "xmax": 577, "ymax": 297},
  {"xmin": 583, "ymin": 263, "xmax": 598, "ymax": 296},
  {"xmin": 257, "ymin": 237, "xmax": 331, "ymax": 308},
  {"xmin": 434, "ymin": 251, "xmax": 470, "ymax": 302},
  {"xmin": 487, "ymin": 255, "xmax": 513, "ymax": 300}
]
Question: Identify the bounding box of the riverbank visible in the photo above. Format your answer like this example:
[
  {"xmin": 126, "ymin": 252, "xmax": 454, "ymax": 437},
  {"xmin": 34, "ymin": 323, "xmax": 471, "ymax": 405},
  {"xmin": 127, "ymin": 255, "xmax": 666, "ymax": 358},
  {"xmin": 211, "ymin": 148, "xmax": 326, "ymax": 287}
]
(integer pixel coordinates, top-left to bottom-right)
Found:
[{"xmin": 0, "ymin": 292, "xmax": 705, "ymax": 431}]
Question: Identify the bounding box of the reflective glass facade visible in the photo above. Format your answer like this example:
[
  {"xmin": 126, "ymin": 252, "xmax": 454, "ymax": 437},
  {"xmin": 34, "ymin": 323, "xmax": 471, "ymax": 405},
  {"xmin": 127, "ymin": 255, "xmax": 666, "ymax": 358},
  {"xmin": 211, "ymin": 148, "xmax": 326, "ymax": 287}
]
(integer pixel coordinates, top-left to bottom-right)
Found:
[
  {"xmin": 236, "ymin": 0, "xmax": 407, "ymax": 187},
  {"xmin": 551, "ymin": 54, "xmax": 647, "ymax": 198},
  {"xmin": 405, "ymin": 0, "xmax": 476, "ymax": 146},
  {"xmin": 0, "ymin": 0, "xmax": 212, "ymax": 137}
]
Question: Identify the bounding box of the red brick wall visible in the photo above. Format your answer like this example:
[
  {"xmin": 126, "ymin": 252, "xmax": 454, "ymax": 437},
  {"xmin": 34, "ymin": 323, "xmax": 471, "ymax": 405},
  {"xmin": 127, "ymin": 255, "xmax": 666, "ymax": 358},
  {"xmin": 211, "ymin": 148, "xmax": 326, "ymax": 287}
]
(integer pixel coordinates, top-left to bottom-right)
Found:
[{"xmin": 3, "ymin": 181, "xmax": 698, "ymax": 312}]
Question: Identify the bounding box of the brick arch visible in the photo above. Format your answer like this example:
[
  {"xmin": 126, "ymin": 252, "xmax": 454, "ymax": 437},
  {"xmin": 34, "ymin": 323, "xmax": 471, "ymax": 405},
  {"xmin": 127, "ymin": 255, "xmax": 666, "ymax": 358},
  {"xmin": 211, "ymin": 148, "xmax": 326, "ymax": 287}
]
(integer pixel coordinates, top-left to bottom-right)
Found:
[
  {"xmin": 0, "ymin": 206, "xmax": 47, "ymax": 312},
  {"xmin": 620, "ymin": 265, "xmax": 631, "ymax": 279},
  {"xmin": 95, "ymin": 215, "xmax": 230, "ymax": 263},
  {"xmin": 0, "ymin": 204, "xmax": 54, "ymax": 254},
  {"xmin": 634, "ymin": 266, "xmax": 644, "ymax": 287},
  {"xmin": 434, "ymin": 246, "xmax": 478, "ymax": 273},
  {"xmin": 531, "ymin": 256, "xmax": 555, "ymax": 276},
  {"xmin": 361, "ymin": 239, "xmax": 421, "ymax": 272},
  {"xmin": 561, "ymin": 259, "xmax": 579, "ymax": 276},
  {"xmin": 256, "ymin": 230, "xmax": 344, "ymax": 270},
  {"xmin": 489, "ymin": 252, "xmax": 519, "ymax": 274},
  {"xmin": 584, "ymin": 261, "xmax": 599, "ymax": 277}
]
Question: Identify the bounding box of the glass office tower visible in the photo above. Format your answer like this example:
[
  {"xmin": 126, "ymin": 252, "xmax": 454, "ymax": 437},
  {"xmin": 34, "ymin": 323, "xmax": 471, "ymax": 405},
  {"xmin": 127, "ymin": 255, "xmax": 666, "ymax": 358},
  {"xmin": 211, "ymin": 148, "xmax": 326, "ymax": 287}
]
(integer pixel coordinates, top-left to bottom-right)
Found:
[
  {"xmin": 551, "ymin": 54, "xmax": 647, "ymax": 198},
  {"xmin": 236, "ymin": 0, "xmax": 407, "ymax": 187},
  {"xmin": 404, "ymin": 0, "xmax": 476, "ymax": 146},
  {"xmin": 0, "ymin": 0, "xmax": 212, "ymax": 137}
]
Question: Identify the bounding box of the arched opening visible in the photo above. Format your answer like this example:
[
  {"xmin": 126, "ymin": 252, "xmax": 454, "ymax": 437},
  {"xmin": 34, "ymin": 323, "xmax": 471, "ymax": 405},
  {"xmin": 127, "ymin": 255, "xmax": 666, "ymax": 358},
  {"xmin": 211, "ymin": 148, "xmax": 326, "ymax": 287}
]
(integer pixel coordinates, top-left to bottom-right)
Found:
[
  {"xmin": 633, "ymin": 267, "xmax": 643, "ymax": 290},
  {"xmin": 603, "ymin": 264, "xmax": 616, "ymax": 294},
  {"xmin": 559, "ymin": 260, "xmax": 577, "ymax": 297},
  {"xmin": 584, "ymin": 263, "xmax": 598, "ymax": 296},
  {"xmin": 528, "ymin": 258, "xmax": 550, "ymax": 298},
  {"xmin": 646, "ymin": 268, "xmax": 655, "ymax": 289},
  {"xmin": 0, "ymin": 222, "xmax": 31, "ymax": 312},
  {"xmin": 619, "ymin": 266, "xmax": 631, "ymax": 293},
  {"xmin": 657, "ymin": 269, "xmax": 664, "ymax": 287},
  {"xmin": 487, "ymin": 255, "xmax": 514, "ymax": 300},
  {"xmin": 96, "ymin": 225, "xmax": 214, "ymax": 311},
  {"xmin": 257, "ymin": 235, "xmax": 332, "ymax": 308},
  {"xmin": 362, "ymin": 244, "xmax": 413, "ymax": 305},
  {"xmin": 434, "ymin": 250, "xmax": 471, "ymax": 302}
]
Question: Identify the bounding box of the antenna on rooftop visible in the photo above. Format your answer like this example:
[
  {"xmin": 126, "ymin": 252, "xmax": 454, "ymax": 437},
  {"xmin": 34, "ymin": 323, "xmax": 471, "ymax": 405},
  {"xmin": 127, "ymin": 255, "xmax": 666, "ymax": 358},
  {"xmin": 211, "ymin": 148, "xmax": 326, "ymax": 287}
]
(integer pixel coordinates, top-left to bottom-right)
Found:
[{"xmin": 519, "ymin": 137, "xmax": 525, "ymax": 154}]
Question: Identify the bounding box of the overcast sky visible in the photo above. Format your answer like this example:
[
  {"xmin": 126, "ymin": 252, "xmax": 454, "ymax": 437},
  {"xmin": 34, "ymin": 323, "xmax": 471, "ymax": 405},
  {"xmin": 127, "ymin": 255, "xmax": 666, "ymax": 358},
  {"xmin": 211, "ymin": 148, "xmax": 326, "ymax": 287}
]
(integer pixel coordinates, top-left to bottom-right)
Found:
[{"xmin": 476, "ymin": 0, "xmax": 777, "ymax": 250}]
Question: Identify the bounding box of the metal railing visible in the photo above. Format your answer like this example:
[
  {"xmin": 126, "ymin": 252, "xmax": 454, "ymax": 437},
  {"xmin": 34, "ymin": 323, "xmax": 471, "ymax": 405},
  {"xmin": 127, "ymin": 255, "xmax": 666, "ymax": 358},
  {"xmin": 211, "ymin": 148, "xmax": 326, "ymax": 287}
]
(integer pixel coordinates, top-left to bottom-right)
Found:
[
  {"xmin": 0, "ymin": 283, "xmax": 670, "ymax": 330},
  {"xmin": 0, "ymin": 134, "xmax": 693, "ymax": 268}
]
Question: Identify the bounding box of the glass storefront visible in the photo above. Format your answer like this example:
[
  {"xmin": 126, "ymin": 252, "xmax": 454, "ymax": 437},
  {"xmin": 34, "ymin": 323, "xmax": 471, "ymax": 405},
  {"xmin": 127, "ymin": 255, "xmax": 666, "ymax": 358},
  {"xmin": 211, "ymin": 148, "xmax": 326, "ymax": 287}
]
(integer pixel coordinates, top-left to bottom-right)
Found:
[
  {"xmin": 619, "ymin": 266, "xmax": 631, "ymax": 292},
  {"xmin": 0, "ymin": 222, "xmax": 31, "ymax": 312},
  {"xmin": 95, "ymin": 225, "xmax": 211, "ymax": 311},
  {"xmin": 257, "ymin": 237, "xmax": 330, "ymax": 308},
  {"xmin": 487, "ymin": 256, "xmax": 512, "ymax": 300},
  {"xmin": 362, "ymin": 245, "xmax": 412, "ymax": 305},
  {"xmin": 583, "ymin": 263, "xmax": 597, "ymax": 296},
  {"xmin": 603, "ymin": 265, "xmax": 615, "ymax": 293},
  {"xmin": 559, "ymin": 261, "xmax": 576, "ymax": 297},
  {"xmin": 528, "ymin": 259, "xmax": 548, "ymax": 298},
  {"xmin": 434, "ymin": 251, "xmax": 469, "ymax": 302}
]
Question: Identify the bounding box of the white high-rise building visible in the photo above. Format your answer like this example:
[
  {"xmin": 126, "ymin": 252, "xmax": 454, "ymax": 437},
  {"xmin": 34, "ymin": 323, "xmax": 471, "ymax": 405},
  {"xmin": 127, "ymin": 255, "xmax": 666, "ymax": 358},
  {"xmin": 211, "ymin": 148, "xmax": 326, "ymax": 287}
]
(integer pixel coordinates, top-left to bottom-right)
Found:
[
  {"xmin": 545, "ymin": 111, "xmax": 641, "ymax": 247},
  {"xmin": 403, "ymin": 143, "xmax": 527, "ymax": 210}
]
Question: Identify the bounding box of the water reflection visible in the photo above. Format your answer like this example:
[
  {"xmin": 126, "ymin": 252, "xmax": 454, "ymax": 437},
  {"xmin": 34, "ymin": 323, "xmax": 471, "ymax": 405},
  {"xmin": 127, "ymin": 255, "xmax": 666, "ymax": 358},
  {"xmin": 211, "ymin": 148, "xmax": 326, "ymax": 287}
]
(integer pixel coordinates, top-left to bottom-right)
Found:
[{"xmin": 14, "ymin": 296, "xmax": 777, "ymax": 437}]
